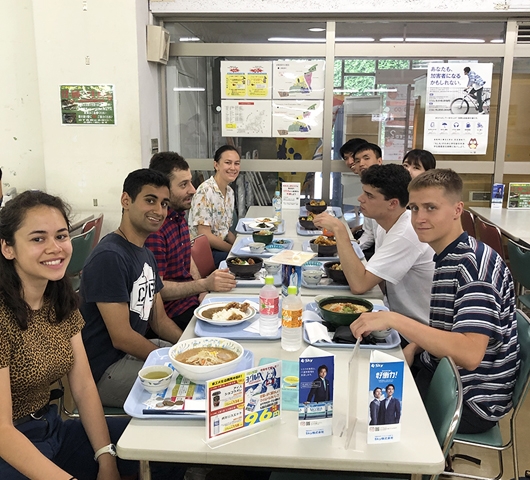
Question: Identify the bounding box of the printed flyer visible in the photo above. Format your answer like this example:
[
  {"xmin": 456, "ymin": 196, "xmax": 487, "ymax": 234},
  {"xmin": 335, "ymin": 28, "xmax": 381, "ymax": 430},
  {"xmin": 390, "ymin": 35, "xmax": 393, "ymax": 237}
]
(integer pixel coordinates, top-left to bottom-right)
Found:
[
  {"xmin": 368, "ymin": 351, "xmax": 404, "ymax": 444},
  {"xmin": 272, "ymin": 100, "xmax": 324, "ymax": 138},
  {"xmin": 221, "ymin": 61, "xmax": 272, "ymax": 99},
  {"xmin": 423, "ymin": 62, "xmax": 493, "ymax": 155},
  {"xmin": 273, "ymin": 60, "xmax": 325, "ymax": 100},
  {"xmin": 60, "ymin": 85, "xmax": 115, "ymax": 125},
  {"xmin": 508, "ymin": 183, "xmax": 530, "ymax": 209},
  {"xmin": 491, "ymin": 183, "xmax": 505, "ymax": 209},
  {"xmin": 298, "ymin": 346, "xmax": 335, "ymax": 438},
  {"xmin": 206, "ymin": 361, "xmax": 281, "ymax": 444}
]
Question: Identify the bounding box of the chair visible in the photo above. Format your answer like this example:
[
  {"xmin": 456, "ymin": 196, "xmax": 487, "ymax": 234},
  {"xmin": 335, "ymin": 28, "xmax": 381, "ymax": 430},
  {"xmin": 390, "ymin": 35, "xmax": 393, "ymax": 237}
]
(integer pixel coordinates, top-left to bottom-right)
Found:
[
  {"xmin": 66, "ymin": 226, "xmax": 96, "ymax": 291},
  {"xmin": 57, "ymin": 377, "xmax": 127, "ymax": 418},
  {"xmin": 507, "ymin": 240, "xmax": 530, "ymax": 310},
  {"xmin": 446, "ymin": 309, "xmax": 530, "ymax": 480},
  {"xmin": 82, "ymin": 213, "xmax": 104, "ymax": 249},
  {"xmin": 474, "ymin": 216, "xmax": 505, "ymax": 260},
  {"xmin": 269, "ymin": 357, "xmax": 463, "ymax": 480},
  {"xmin": 461, "ymin": 210, "xmax": 476, "ymax": 238},
  {"xmin": 191, "ymin": 234, "xmax": 216, "ymax": 278}
]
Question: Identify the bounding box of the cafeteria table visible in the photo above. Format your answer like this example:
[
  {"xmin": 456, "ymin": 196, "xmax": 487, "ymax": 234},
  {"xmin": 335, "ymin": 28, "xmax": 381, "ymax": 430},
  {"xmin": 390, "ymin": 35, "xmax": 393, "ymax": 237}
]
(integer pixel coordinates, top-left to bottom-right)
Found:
[
  {"xmin": 470, "ymin": 207, "xmax": 530, "ymax": 246},
  {"xmin": 117, "ymin": 296, "xmax": 444, "ymax": 480},
  {"xmin": 228, "ymin": 206, "xmax": 383, "ymax": 300}
]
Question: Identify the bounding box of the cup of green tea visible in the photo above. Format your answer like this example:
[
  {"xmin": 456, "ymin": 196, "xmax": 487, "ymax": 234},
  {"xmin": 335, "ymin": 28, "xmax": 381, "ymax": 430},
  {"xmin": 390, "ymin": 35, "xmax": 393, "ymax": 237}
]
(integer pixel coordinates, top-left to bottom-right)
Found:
[{"xmin": 138, "ymin": 365, "xmax": 173, "ymax": 393}]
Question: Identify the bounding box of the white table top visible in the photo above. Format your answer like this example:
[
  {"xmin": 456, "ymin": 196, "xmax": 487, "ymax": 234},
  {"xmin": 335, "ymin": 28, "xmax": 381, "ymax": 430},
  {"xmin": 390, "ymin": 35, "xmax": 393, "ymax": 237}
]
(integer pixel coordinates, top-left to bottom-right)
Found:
[
  {"xmin": 231, "ymin": 206, "xmax": 383, "ymax": 299},
  {"xmin": 470, "ymin": 207, "xmax": 530, "ymax": 246},
  {"xmin": 117, "ymin": 295, "xmax": 444, "ymax": 477}
]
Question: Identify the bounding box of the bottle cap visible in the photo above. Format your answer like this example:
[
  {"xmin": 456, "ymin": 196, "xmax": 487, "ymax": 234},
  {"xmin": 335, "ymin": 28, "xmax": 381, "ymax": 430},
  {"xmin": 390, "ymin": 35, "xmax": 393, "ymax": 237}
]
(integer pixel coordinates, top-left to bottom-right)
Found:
[
  {"xmin": 287, "ymin": 285, "xmax": 297, "ymax": 295},
  {"xmin": 275, "ymin": 190, "xmax": 280, "ymax": 196},
  {"xmin": 265, "ymin": 275, "xmax": 274, "ymax": 285}
]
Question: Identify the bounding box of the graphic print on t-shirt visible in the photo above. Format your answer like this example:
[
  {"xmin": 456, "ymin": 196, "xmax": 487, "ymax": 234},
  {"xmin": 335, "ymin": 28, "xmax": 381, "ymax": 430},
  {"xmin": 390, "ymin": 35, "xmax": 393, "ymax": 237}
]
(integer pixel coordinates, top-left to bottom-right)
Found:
[{"xmin": 130, "ymin": 262, "xmax": 156, "ymax": 321}]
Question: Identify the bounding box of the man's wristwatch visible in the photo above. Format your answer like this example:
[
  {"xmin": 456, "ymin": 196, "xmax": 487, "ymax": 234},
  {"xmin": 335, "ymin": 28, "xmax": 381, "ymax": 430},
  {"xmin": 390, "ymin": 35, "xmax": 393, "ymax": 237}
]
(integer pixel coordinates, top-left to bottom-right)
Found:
[{"xmin": 94, "ymin": 443, "xmax": 117, "ymax": 462}]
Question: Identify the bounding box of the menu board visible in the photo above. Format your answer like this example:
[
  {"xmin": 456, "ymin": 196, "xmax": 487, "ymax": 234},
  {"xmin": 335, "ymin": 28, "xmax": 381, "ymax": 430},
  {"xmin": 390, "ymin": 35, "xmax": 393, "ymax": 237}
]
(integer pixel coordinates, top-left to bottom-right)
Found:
[
  {"xmin": 206, "ymin": 361, "xmax": 281, "ymax": 445},
  {"xmin": 221, "ymin": 100, "xmax": 272, "ymax": 137},
  {"xmin": 221, "ymin": 61, "xmax": 272, "ymax": 99},
  {"xmin": 508, "ymin": 183, "xmax": 530, "ymax": 209}
]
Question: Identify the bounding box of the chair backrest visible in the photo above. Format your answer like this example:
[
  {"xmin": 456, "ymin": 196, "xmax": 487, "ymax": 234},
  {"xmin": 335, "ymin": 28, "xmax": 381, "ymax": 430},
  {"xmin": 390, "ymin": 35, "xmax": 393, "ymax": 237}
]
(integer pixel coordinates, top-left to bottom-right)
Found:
[
  {"xmin": 507, "ymin": 240, "xmax": 530, "ymax": 290},
  {"xmin": 82, "ymin": 213, "xmax": 104, "ymax": 249},
  {"xmin": 191, "ymin": 234, "xmax": 216, "ymax": 278},
  {"xmin": 424, "ymin": 357, "xmax": 463, "ymax": 459},
  {"xmin": 475, "ymin": 216, "xmax": 505, "ymax": 260},
  {"xmin": 513, "ymin": 309, "xmax": 530, "ymax": 411},
  {"xmin": 461, "ymin": 210, "xmax": 476, "ymax": 238},
  {"xmin": 67, "ymin": 226, "xmax": 96, "ymax": 276}
]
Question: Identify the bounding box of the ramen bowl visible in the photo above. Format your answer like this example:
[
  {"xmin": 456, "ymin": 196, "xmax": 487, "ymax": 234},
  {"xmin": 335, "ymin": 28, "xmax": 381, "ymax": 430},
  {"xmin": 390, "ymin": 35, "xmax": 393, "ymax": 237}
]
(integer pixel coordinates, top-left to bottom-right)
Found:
[
  {"xmin": 316, "ymin": 295, "xmax": 373, "ymax": 329},
  {"xmin": 305, "ymin": 200, "xmax": 327, "ymax": 215},
  {"xmin": 138, "ymin": 365, "xmax": 173, "ymax": 393},
  {"xmin": 252, "ymin": 230, "xmax": 274, "ymax": 245},
  {"xmin": 227, "ymin": 257, "xmax": 263, "ymax": 278},
  {"xmin": 323, "ymin": 261, "xmax": 348, "ymax": 284},
  {"xmin": 169, "ymin": 337, "xmax": 244, "ymax": 383}
]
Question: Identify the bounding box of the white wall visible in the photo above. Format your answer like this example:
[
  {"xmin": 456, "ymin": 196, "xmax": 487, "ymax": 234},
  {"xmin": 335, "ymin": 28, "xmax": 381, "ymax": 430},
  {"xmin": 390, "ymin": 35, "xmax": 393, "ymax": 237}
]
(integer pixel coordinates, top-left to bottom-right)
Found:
[
  {"xmin": 0, "ymin": 0, "xmax": 45, "ymax": 193},
  {"xmin": 0, "ymin": 0, "xmax": 161, "ymax": 235}
]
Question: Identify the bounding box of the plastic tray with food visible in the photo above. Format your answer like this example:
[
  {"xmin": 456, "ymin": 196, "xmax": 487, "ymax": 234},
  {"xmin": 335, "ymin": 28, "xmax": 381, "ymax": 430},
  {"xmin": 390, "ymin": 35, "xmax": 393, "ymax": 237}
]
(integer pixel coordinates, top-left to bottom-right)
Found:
[{"xmin": 235, "ymin": 218, "xmax": 285, "ymax": 235}]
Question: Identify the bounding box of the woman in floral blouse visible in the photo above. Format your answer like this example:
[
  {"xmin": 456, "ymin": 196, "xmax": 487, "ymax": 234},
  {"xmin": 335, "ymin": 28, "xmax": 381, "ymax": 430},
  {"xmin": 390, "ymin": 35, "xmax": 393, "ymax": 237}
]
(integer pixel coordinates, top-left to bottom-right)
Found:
[{"xmin": 188, "ymin": 145, "xmax": 241, "ymax": 267}]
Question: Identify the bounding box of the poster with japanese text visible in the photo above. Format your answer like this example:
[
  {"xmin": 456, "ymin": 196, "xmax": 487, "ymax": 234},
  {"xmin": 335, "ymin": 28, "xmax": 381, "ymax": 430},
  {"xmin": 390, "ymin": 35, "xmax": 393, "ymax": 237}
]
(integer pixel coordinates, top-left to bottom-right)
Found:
[
  {"xmin": 367, "ymin": 351, "xmax": 404, "ymax": 444},
  {"xmin": 221, "ymin": 100, "xmax": 272, "ymax": 137},
  {"xmin": 272, "ymin": 100, "xmax": 324, "ymax": 138},
  {"xmin": 273, "ymin": 60, "xmax": 325, "ymax": 100},
  {"xmin": 423, "ymin": 62, "xmax": 493, "ymax": 155},
  {"xmin": 508, "ymin": 183, "xmax": 530, "ymax": 209},
  {"xmin": 221, "ymin": 61, "xmax": 272, "ymax": 99},
  {"xmin": 60, "ymin": 85, "xmax": 115, "ymax": 125},
  {"xmin": 298, "ymin": 346, "xmax": 334, "ymax": 438},
  {"xmin": 382, "ymin": 85, "xmax": 415, "ymax": 161},
  {"xmin": 206, "ymin": 361, "xmax": 281, "ymax": 446}
]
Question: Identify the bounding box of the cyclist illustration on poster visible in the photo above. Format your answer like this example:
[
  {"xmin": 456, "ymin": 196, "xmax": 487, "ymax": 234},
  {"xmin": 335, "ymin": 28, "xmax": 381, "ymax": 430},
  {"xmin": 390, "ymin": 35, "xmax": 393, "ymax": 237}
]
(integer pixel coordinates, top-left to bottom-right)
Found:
[{"xmin": 423, "ymin": 62, "xmax": 493, "ymax": 155}]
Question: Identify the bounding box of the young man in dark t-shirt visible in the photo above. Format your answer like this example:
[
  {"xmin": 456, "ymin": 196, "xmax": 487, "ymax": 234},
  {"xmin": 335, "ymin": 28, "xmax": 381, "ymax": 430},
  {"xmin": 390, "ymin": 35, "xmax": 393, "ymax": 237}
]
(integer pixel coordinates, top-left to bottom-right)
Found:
[{"xmin": 81, "ymin": 169, "xmax": 183, "ymax": 408}]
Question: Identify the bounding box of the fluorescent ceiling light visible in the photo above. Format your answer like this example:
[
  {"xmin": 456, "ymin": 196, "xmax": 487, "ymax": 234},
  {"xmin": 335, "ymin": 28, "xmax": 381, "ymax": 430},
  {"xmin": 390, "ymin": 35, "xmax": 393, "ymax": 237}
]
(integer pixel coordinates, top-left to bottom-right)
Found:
[
  {"xmin": 336, "ymin": 37, "xmax": 375, "ymax": 42},
  {"xmin": 490, "ymin": 39, "xmax": 504, "ymax": 43},
  {"xmin": 308, "ymin": 27, "xmax": 325, "ymax": 32},
  {"xmin": 333, "ymin": 89, "xmax": 360, "ymax": 93},
  {"xmin": 380, "ymin": 37, "xmax": 485, "ymax": 43},
  {"xmin": 179, "ymin": 37, "xmax": 200, "ymax": 42},
  {"xmin": 173, "ymin": 87, "xmax": 205, "ymax": 92},
  {"xmin": 268, "ymin": 37, "xmax": 325, "ymax": 42}
]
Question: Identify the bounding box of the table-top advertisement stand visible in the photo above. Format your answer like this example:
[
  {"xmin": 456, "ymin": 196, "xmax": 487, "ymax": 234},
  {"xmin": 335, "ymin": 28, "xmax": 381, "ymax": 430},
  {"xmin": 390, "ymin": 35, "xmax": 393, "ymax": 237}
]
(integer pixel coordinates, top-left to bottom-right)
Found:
[
  {"xmin": 204, "ymin": 361, "xmax": 282, "ymax": 449},
  {"xmin": 341, "ymin": 337, "xmax": 363, "ymax": 451}
]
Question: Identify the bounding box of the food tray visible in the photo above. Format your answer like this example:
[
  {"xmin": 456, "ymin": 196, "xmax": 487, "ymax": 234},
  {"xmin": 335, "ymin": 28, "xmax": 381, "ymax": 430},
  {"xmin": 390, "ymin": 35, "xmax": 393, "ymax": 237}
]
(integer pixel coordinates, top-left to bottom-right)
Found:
[
  {"xmin": 220, "ymin": 261, "xmax": 282, "ymax": 287},
  {"xmin": 302, "ymin": 303, "xmax": 400, "ymax": 349},
  {"xmin": 235, "ymin": 218, "xmax": 285, "ymax": 235},
  {"xmin": 296, "ymin": 222, "xmax": 322, "ymax": 236},
  {"xmin": 123, "ymin": 347, "xmax": 254, "ymax": 419},
  {"xmin": 230, "ymin": 237, "xmax": 294, "ymax": 258},
  {"xmin": 299, "ymin": 206, "xmax": 343, "ymax": 218},
  {"xmin": 194, "ymin": 296, "xmax": 282, "ymax": 340},
  {"xmin": 301, "ymin": 240, "xmax": 365, "ymax": 262}
]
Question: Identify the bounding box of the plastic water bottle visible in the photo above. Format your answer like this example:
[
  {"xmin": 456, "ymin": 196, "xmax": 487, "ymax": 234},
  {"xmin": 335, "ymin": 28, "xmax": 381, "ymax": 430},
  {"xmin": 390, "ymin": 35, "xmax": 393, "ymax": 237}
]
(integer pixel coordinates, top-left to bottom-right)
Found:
[
  {"xmin": 272, "ymin": 190, "xmax": 282, "ymax": 221},
  {"xmin": 281, "ymin": 285, "xmax": 303, "ymax": 351},
  {"xmin": 259, "ymin": 275, "xmax": 279, "ymax": 336}
]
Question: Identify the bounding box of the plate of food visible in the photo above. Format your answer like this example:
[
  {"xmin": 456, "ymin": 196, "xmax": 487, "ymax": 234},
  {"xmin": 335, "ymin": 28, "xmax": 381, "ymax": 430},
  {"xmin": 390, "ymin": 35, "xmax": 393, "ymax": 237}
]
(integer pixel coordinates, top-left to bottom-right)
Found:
[
  {"xmin": 254, "ymin": 217, "xmax": 278, "ymax": 224},
  {"xmin": 194, "ymin": 301, "xmax": 257, "ymax": 326},
  {"xmin": 247, "ymin": 221, "xmax": 275, "ymax": 231}
]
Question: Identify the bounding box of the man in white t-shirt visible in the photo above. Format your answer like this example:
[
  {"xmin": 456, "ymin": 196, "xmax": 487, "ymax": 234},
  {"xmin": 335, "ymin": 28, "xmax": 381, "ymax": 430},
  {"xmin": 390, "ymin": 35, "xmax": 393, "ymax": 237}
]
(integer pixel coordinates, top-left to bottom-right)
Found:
[{"xmin": 313, "ymin": 163, "xmax": 434, "ymax": 325}]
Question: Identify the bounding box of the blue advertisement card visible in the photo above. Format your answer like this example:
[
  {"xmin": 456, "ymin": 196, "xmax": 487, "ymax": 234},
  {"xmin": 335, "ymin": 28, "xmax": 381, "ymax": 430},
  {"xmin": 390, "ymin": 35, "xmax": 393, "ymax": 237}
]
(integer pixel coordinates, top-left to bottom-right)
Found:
[
  {"xmin": 491, "ymin": 183, "xmax": 504, "ymax": 209},
  {"xmin": 298, "ymin": 346, "xmax": 334, "ymax": 438},
  {"xmin": 368, "ymin": 351, "xmax": 404, "ymax": 444}
]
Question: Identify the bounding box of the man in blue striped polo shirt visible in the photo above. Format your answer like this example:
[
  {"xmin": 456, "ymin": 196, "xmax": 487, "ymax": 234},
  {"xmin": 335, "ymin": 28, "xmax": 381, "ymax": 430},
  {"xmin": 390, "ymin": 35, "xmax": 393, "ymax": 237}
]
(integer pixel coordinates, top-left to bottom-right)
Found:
[{"xmin": 351, "ymin": 169, "xmax": 519, "ymax": 434}]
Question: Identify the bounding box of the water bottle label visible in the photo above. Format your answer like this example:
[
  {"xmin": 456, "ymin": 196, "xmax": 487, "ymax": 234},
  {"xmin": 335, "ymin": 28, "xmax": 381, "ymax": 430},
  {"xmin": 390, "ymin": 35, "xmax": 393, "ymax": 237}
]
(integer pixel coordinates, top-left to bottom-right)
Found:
[
  {"xmin": 281, "ymin": 308, "xmax": 303, "ymax": 328},
  {"xmin": 260, "ymin": 296, "xmax": 279, "ymax": 315}
]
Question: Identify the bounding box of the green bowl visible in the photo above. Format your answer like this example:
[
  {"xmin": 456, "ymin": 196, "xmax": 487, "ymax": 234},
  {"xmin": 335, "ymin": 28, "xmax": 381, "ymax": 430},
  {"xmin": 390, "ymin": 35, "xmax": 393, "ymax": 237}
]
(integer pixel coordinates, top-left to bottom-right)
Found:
[
  {"xmin": 316, "ymin": 296, "xmax": 373, "ymax": 329},
  {"xmin": 252, "ymin": 231, "xmax": 274, "ymax": 245}
]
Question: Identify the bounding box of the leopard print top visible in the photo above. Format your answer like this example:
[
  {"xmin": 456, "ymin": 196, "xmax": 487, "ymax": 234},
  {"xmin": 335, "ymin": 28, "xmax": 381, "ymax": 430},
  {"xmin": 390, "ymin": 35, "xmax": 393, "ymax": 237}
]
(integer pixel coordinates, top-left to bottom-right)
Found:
[{"xmin": 0, "ymin": 297, "xmax": 84, "ymax": 420}]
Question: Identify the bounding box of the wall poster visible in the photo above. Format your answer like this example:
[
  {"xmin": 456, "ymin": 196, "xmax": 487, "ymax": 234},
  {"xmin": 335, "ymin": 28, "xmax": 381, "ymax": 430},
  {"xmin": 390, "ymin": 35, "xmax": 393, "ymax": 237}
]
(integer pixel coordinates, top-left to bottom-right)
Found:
[
  {"xmin": 423, "ymin": 62, "xmax": 493, "ymax": 155},
  {"xmin": 60, "ymin": 85, "xmax": 115, "ymax": 125}
]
